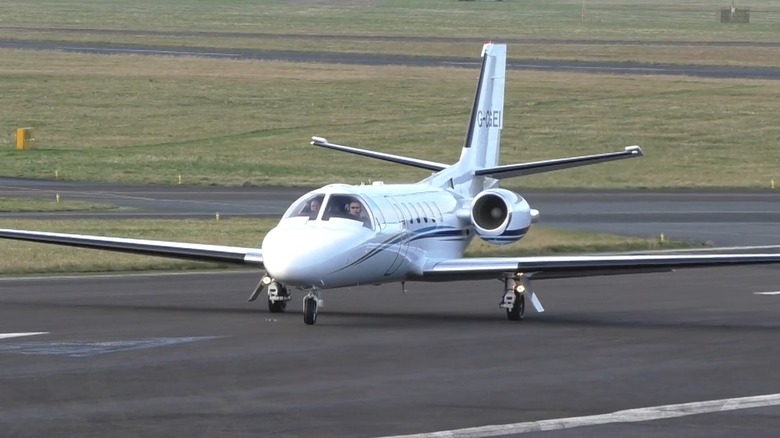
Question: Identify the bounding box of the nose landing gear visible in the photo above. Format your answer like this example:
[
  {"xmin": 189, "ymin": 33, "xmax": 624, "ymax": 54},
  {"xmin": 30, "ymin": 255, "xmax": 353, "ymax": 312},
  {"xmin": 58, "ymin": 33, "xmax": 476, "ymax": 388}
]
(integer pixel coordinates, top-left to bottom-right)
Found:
[
  {"xmin": 249, "ymin": 274, "xmax": 325, "ymax": 325},
  {"xmin": 267, "ymin": 281, "xmax": 291, "ymax": 313},
  {"xmin": 249, "ymin": 274, "xmax": 291, "ymax": 313}
]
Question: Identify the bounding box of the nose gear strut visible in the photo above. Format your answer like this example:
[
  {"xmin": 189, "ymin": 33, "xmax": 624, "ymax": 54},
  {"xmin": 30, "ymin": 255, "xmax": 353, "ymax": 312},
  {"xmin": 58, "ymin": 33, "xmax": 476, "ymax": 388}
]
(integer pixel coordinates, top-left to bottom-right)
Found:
[{"xmin": 248, "ymin": 274, "xmax": 291, "ymax": 313}]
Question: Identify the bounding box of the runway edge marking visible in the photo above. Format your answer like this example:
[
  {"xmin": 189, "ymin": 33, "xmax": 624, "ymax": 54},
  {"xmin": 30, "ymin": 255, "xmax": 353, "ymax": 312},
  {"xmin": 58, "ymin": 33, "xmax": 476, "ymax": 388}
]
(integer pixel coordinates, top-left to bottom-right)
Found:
[
  {"xmin": 378, "ymin": 393, "xmax": 780, "ymax": 438},
  {"xmin": 0, "ymin": 332, "xmax": 48, "ymax": 340}
]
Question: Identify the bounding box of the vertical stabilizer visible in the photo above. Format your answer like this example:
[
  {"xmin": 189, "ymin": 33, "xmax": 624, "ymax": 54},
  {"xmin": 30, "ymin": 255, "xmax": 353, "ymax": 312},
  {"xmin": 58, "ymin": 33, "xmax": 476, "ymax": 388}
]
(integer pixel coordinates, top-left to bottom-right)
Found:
[{"xmin": 430, "ymin": 43, "xmax": 506, "ymax": 196}]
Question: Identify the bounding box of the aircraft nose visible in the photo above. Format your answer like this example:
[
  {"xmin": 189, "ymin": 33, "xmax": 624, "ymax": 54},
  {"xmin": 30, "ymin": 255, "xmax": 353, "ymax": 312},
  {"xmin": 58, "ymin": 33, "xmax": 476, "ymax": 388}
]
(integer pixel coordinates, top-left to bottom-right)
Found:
[{"xmin": 262, "ymin": 225, "xmax": 353, "ymax": 287}]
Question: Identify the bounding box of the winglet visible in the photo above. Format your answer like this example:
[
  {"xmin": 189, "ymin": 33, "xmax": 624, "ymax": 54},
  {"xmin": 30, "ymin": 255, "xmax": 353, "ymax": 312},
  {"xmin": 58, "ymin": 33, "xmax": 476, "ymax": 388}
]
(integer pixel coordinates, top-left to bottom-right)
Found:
[{"xmin": 625, "ymin": 145, "xmax": 643, "ymax": 155}]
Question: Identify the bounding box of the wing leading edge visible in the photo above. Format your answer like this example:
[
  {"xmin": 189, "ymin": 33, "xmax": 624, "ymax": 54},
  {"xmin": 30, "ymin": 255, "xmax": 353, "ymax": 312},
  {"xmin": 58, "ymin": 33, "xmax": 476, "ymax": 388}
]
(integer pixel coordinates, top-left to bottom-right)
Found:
[
  {"xmin": 421, "ymin": 253, "xmax": 780, "ymax": 281},
  {"xmin": 0, "ymin": 229, "xmax": 263, "ymax": 266}
]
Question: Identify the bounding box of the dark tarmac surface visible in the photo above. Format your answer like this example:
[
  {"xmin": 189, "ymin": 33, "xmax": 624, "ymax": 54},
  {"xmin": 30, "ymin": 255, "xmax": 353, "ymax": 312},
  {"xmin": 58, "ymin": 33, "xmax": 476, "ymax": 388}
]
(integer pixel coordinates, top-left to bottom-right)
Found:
[
  {"xmin": 1, "ymin": 181, "xmax": 780, "ymax": 436},
  {"xmin": 2, "ymin": 177, "xmax": 780, "ymax": 246},
  {"xmin": 2, "ymin": 268, "xmax": 780, "ymax": 437},
  {"xmin": 3, "ymin": 38, "xmax": 780, "ymax": 80}
]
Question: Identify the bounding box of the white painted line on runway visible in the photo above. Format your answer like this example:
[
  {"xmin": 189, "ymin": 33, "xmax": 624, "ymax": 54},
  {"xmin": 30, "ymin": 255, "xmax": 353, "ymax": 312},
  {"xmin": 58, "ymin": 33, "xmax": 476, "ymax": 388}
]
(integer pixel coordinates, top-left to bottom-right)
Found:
[
  {"xmin": 754, "ymin": 291, "xmax": 780, "ymax": 295},
  {"xmin": 60, "ymin": 46, "xmax": 240, "ymax": 57},
  {"xmin": 0, "ymin": 332, "xmax": 48, "ymax": 340},
  {"xmin": 0, "ymin": 336, "xmax": 224, "ymax": 357},
  {"xmin": 379, "ymin": 393, "xmax": 780, "ymax": 437}
]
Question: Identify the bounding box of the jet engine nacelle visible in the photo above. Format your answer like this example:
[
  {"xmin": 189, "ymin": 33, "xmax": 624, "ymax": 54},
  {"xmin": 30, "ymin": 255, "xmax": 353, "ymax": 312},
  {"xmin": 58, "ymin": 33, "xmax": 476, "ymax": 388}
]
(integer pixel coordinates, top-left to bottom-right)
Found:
[{"xmin": 470, "ymin": 188, "xmax": 533, "ymax": 245}]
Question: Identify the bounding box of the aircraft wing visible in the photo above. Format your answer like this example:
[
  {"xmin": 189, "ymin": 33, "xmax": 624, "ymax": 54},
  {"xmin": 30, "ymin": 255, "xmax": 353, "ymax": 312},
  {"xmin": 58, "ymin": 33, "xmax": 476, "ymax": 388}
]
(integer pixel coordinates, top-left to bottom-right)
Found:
[
  {"xmin": 420, "ymin": 252, "xmax": 780, "ymax": 281},
  {"xmin": 475, "ymin": 146, "xmax": 642, "ymax": 180},
  {"xmin": 0, "ymin": 229, "xmax": 263, "ymax": 266}
]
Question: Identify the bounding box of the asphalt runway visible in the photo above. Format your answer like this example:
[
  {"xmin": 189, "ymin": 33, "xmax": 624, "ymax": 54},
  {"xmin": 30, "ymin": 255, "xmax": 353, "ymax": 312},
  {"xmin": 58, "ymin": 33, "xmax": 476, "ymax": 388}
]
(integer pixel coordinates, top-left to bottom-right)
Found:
[
  {"xmin": 1, "ymin": 181, "xmax": 780, "ymax": 436},
  {"xmin": 3, "ymin": 177, "xmax": 780, "ymax": 246},
  {"xmin": 3, "ymin": 37, "xmax": 780, "ymax": 80},
  {"xmin": 2, "ymin": 268, "xmax": 780, "ymax": 437}
]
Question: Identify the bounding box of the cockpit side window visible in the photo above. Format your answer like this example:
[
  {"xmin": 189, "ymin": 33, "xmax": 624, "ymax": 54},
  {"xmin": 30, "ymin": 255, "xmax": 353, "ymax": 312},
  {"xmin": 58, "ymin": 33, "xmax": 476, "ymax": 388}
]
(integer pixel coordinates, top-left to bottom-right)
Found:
[{"xmin": 322, "ymin": 195, "xmax": 372, "ymax": 229}]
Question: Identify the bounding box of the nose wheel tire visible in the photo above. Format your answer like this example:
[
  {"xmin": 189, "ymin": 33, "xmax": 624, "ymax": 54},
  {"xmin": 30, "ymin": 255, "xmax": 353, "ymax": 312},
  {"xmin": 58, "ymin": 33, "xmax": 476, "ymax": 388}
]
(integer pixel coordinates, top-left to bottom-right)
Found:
[
  {"xmin": 506, "ymin": 292, "xmax": 525, "ymax": 321},
  {"xmin": 303, "ymin": 297, "xmax": 318, "ymax": 325}
]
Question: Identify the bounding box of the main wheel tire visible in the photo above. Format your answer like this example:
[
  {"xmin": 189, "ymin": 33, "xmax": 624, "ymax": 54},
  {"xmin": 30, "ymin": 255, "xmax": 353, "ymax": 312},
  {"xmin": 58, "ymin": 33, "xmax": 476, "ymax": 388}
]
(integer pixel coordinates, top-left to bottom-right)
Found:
[
  {"xmin": 506, "ymin": 293, "xmax": 525, "ymax": 321},
  {"xmin": 303, "ymin": 297, "xmax": 318, "ymax": 325},
  {"xmin": 268, "ymin": 299, "xmax": 287, "ymax": 313}
]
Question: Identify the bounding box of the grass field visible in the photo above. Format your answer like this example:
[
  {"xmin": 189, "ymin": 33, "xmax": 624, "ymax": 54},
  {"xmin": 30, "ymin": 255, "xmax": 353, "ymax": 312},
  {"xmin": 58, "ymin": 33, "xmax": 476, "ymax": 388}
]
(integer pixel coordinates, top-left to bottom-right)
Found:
[
  {"xmin": 1, "ymin": 1, "xmax": 779, "ymax": 189},
  {"xmin": 0, "ymin": 197, "xmax": 115, "ymax": 212},
  {"xmin": 1, "ymin": 50, "xmax": 779, "ymax": 188},
  {"xmin": 0, "ymin": 0, "xmax": 773, "ymax": 273},
  {"xmin": 3, "ymin": 1, "xmax": 780, "ymax": 68},
  {"xmin": 3, "ymin": 1, "xmax": 780, "ymax": 40}
]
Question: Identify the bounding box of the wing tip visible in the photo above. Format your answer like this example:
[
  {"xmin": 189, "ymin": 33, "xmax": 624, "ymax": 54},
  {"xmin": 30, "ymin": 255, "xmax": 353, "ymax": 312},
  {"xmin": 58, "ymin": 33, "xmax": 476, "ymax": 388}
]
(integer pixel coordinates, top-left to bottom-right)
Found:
[{"xmin": 625, "ymin": 145, "xmax": 643, "ymax": 156}]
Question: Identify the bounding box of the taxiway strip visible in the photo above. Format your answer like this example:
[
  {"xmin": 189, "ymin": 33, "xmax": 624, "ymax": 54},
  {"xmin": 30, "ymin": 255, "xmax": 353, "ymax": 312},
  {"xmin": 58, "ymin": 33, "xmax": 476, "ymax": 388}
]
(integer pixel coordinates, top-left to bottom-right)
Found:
[{"xmin": 1, "ymin": 269, "xmax": 779, "ymax": 437}]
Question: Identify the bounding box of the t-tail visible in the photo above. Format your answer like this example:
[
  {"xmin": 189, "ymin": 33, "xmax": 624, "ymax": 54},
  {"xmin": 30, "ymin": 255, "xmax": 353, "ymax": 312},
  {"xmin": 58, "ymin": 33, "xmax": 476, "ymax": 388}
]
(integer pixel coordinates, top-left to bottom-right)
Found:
[
  {"xmin": 311, "ymin": 42, "xmax": 643, "ymax": 195},
  {"xmin": 429, "ymin": 42, "xmax": 506, "ymax": 197}
]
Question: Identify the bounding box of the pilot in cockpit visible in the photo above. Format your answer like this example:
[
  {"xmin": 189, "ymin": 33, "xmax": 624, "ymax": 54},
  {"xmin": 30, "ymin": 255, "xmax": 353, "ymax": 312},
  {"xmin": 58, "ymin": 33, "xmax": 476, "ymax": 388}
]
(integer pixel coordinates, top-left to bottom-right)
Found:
[{"xmin": 346, "ymin": 199, "xmax": 370, "ymax": 227}]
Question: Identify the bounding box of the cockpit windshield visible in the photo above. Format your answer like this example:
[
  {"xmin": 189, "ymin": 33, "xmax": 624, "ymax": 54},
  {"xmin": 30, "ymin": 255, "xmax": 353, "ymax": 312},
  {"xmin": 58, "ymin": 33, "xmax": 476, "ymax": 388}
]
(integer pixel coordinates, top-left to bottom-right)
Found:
[
  {"xmin": 283, "ymin": 193, "xmax": 373, "ymax": 229},
  {"xmin": 286, "ymin": 194, "xmax": 325, "ymax": 220}
]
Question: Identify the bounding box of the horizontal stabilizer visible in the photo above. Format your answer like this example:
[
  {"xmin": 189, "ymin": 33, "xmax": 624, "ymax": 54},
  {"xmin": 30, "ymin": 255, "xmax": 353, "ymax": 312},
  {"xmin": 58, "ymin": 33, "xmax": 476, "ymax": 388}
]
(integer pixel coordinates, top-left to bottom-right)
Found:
[
  {"xmin": 311, "ymin": 137, "xmax": 449, "ymax": 172},
  {"xmin": 475, "ymin": 146, "xmax": 643, "ymax": 180}
]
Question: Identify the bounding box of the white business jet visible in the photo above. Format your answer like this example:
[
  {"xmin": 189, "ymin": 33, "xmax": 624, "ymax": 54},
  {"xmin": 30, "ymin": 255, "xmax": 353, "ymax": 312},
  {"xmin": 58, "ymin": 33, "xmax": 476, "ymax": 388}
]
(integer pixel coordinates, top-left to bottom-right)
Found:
[{"xmin": 2, "ymin": 43, "xmax": 780, "ymax": 325}]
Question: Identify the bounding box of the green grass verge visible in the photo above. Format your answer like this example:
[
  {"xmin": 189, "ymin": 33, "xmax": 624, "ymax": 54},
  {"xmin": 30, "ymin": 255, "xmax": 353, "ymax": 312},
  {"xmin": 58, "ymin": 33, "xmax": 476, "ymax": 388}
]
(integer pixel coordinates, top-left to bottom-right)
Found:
[
  {"xmin": 3, "ymin": 0, "xmax": 780, "ymax": 42},
  {"xmin": 0, "ymin": 218, "xmax": 698, "ymax": 275},
  {"xmin": 0, "ymin": 197, "xmax": 116, "ymax": 212},
  {"xmin": 2, "ymin": 51, "xmax": 779, "ymax": 189},
  {"xmin": 3, "ymin": 1, "xmax": 780, "ymax": 66}
]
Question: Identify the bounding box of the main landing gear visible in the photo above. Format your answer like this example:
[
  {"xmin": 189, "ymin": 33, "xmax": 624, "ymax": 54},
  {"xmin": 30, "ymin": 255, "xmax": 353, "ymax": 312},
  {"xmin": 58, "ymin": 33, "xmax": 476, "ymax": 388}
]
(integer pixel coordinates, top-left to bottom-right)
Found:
[
  {"xmin": 500, "ymin": 273, "xmax": 543, "ymax": 321},
  {"xmin": 302, "ymin": 290, "xmax": 323, "ymax": 325}
]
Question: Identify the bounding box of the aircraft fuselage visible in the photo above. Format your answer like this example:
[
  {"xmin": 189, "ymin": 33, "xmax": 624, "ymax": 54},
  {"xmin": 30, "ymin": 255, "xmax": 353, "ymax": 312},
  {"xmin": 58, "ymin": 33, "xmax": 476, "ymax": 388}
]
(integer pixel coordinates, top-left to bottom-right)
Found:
[{"xmin": 261, "ymin": 183, "xmax": 486, "ymax": 289}]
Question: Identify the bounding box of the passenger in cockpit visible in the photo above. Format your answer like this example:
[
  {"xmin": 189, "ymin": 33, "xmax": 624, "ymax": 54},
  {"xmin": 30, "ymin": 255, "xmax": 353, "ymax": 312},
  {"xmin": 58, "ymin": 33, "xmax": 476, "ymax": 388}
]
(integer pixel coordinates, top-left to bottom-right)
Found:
[
  {"xmin": 300, "ymin": 196, "xmax": 323, "ymax": 219},
  {"xmin": 308, "ymin": 198, "xmax": 322, "ymax": 215}
]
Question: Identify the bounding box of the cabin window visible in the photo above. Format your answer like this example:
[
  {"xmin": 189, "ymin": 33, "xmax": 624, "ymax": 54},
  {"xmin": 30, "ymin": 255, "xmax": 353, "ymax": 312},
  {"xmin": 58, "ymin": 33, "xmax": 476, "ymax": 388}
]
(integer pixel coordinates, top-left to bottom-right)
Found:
[
  {"xmin": 428, "ymin": 202, "xmax": 444, "ymax": 222},
  {"xmin": 389, "ymin": 202, "xmax": 405, "ymax": 225},
  {"xmin": 400, "ymin": 203, "xmax": 415, "ymax": 225},
  {"xmin": 410, "ymin": 203, "xmax": 423, "ymax": 223},
  {"xmin": 421, "ymin": 202, "xmax": 436, "ymax": 223}
]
